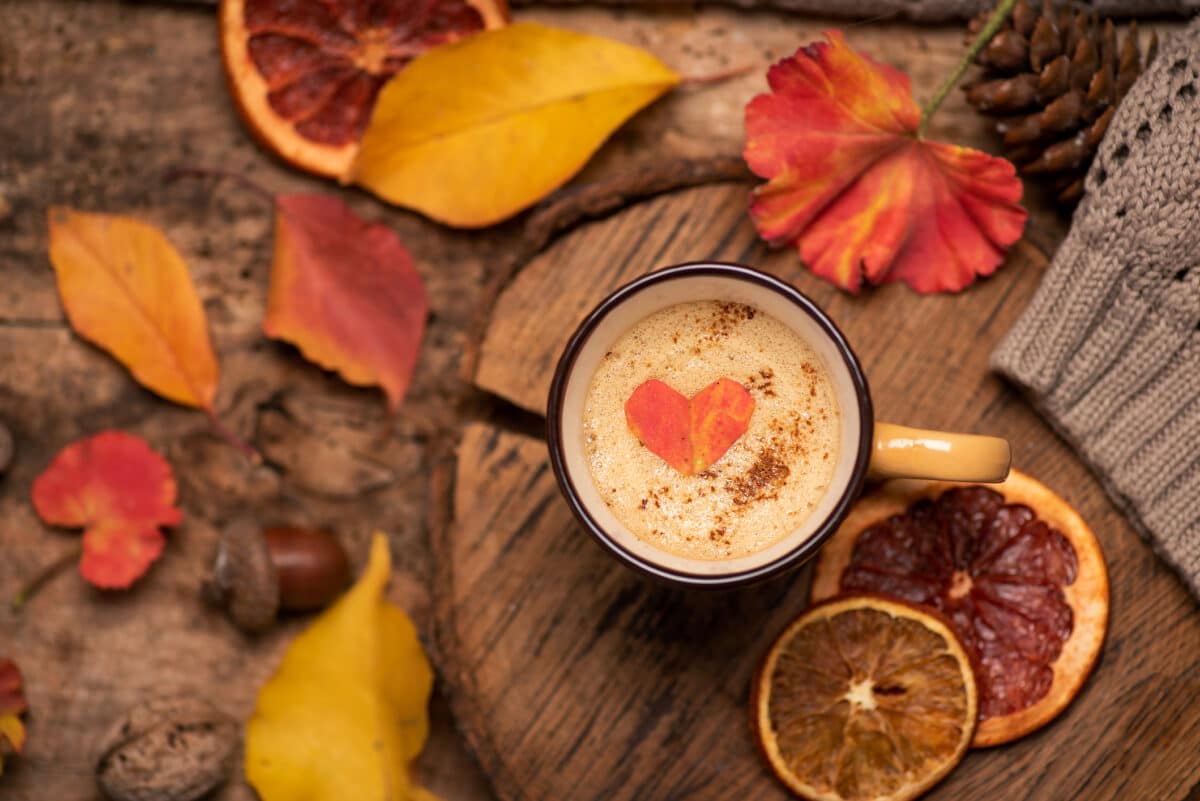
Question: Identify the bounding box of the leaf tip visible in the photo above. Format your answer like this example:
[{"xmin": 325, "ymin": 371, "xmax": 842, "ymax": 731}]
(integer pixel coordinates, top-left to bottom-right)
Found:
[
  {"xmin": 47, "ymin": 206, "xmax": 70, "ymax": 227},
  {"xmin": 359, "ymin": 531, "xmax": 393, "ymax": 591}
]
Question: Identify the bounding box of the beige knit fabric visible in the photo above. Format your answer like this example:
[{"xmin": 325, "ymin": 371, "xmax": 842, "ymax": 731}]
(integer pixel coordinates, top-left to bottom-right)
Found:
[{"xmin": 992, "ymin": 17, "xmax": 1200, "ymax": 599}]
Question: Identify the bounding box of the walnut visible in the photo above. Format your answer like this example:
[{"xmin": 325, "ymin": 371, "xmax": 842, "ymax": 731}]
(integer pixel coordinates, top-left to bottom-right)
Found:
[{"xmin": 96, "ymin": 696, "xmax": 238, "ymax": 801}]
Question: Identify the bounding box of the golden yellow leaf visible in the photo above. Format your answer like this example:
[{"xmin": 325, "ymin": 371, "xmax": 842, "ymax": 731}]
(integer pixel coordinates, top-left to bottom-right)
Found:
[
  {"xmin": 46, "ymin": 208, "xmax": 219, "ymax": 410},
  {"xmin": 0, "ymin": 715, "xmax": 24, "ymax": 765},
  {"xmin": 352, "ymin": 23, "xmax": 680, "ymax": 228},
  {"xmin": 245, "ymin": 533, "xmax": 438, "ymax": 801}
]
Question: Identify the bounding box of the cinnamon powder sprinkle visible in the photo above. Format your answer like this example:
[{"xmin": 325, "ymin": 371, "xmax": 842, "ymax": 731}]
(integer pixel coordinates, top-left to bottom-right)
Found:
[
  {"xmin": 699, "ymin": 302, "xmax": 758, "ymax": 343},
  {"xmin": 725, "ymin": 449, "xmax": 791, "ymax": 506},
  {"xmin": 582, "ymin": 300, "xmax": 839, "ymax": 561}
]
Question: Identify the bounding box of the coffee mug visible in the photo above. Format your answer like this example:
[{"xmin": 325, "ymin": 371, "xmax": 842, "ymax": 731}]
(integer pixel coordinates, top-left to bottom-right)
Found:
[{"xmin": 546, "ymin": 263, "xmax": 1010, "ymax": 588}]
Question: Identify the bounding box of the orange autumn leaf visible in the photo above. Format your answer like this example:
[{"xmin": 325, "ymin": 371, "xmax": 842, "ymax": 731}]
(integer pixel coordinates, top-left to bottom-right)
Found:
[
  {"xmin": 690, "ymin": 378, "xmax": 756, "ymax": 473},
  {"xmin": 32, "ymin": 431, "xmax": 181, "ymax": 589},
  {"xmin": 46, "ymin": 208, "xmax": 220, "ymax": 409},
  {"xmin": 263, "ymin": 194, "xmax": 427, "ymax": 413},
  {"xmin": 743, "ymin": 31, "xmax": 1027, "ymax": 293},
  {"xmin": 0, "ymin": 659, "xmax": 27, "ymax": 777},
  {"xmin": 625, "ymin": 378, "xmax": 755, "ymax": 476},
  {"xmin": 625, "ymin": 379, "xmax": 692, "ymax": 475}
]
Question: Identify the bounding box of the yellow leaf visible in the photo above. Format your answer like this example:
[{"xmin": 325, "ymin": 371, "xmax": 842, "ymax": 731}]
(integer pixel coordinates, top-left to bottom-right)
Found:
[
  {"xmin": 245, "ymin": 533, "xmax": 438, "ymax": 801},
  {"xmin": 46, "ymin": 208, "xmax": 219, "ymax": 410},
  {"xmin": 352, "ymin": 23, "xmax": 680, "ymax": 228},
  {"xmin": 0, "ymin": 714, "xmax": 24, "ymax": 752},
  {"xmin": 0, "ymin": 714, "xmax": 25, "ymax": 777}
]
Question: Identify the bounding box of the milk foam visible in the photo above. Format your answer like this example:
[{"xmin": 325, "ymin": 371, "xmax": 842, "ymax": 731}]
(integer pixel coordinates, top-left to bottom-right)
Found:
[{"xmin": 582, "ymin": 301, "xmax": 840, "ymax": 561}]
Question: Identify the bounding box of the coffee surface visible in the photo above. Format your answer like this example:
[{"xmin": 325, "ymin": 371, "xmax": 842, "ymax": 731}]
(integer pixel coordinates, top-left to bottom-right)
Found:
[{"xmin": 583, "ymin": 301, "xmax": 840, "ymax": 561}]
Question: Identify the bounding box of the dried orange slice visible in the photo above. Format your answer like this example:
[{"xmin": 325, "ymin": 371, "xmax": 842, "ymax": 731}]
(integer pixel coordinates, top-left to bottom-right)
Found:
[
  {"xmin": 753, "ymin": 595, "xmax": 977, "ymax": 801},
  {"xmin": 219, "ymin": 0, "xmax": 508, "ymax": 178},
  {"xmin": 811, "ymin": 470, "xmax": 1108, "ymax": 748}
]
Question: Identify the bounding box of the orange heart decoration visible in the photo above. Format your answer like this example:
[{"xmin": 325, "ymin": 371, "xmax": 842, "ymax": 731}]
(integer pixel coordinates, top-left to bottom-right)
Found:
[{"xmin": 624, "ymin": 378, "xmax": 755, "ymax": 476}]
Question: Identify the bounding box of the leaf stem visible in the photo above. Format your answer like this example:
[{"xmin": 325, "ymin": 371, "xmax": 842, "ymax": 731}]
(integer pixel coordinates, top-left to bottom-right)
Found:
[
  {"xmin": 679, "ymin": 63, "xmax": 754, "ymax": 87},
  {"xmin": 206, "ymin": 410, "xmax": 263, "ymax": 464},
  {"xmin": 11, "ymin": 546, "xmax": 81, "ymax": 612},
  {"xmin": 163, "ymin": 165, "xmax": 277, "ymax": 207},
  {"xmin": 918, "ymin": 0, "xmax": 1018, "ymax": 139}
]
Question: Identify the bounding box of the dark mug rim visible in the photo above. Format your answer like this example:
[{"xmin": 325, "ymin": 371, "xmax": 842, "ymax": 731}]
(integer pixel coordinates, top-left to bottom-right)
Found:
[{"xmin": 546, "ymin": 262, "xmax": 874, "ymax": 589}]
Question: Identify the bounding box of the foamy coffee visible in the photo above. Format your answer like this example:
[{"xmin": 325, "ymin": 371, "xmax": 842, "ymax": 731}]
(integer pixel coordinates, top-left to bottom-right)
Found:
[{"xmin": 583, "ymin": 301, "xmax": 840, "ymax": 561}]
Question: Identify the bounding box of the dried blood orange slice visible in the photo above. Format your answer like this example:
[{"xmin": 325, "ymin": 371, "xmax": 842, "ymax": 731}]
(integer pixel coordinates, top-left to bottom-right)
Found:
[
  {"xmin": 753, "ymin": 595, "xmax": 977, "ymax": 801},
  {"xmin": 810, "ymin": 470, "xmax": 1109, "ymax": 748},
  {"xmin": 219, "ymin": 0, "xmax": 508, "ymax": 178}
]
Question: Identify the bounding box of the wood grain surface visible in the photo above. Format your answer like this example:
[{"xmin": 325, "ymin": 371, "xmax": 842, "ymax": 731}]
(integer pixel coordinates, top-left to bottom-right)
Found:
[
  {"xmin": 439, "ymin": 183, "xmax": 1200, "ymax": 801},
  {"xmin": 513, "ymin": 0, "xmax": 1199, "ymax": 19},
  {"xmin": 107, "ymin": 0, "xmax": 1200, "ymax": 21},
  {"xmin": 0, "ymin": 2, "xmax": 495, "ymax": 798},
  {"xmin": 1, "ymin": 2, "xmax": 1189, "ymax": 800}
]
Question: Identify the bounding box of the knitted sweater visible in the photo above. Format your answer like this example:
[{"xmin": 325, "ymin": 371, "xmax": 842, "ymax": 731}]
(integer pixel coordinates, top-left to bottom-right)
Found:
[{"xmin": 991, "ymin": 17, "xmax": 1200, "ymax": 599}]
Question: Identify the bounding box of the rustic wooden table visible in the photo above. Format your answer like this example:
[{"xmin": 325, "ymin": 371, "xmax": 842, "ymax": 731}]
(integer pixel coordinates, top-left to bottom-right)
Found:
[{"xmin": 1, "ymin": 3, "xmax": 1194, "ymax": 801}]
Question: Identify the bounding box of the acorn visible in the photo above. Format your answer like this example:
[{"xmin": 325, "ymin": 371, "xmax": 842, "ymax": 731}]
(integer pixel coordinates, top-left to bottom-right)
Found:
[{"xmin": 205, "ymin": 517, "xmax": 351, "ymax": 633}]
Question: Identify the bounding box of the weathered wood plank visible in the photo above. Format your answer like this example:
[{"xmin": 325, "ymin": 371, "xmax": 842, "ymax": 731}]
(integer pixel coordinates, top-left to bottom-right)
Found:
[
  {"xmin": 0, "ymin": 1, "xmax": 493, "ymax": 798},
  {"xmin": 2, "ymin": 1, "xmax": 1190, "ymax": 800}
]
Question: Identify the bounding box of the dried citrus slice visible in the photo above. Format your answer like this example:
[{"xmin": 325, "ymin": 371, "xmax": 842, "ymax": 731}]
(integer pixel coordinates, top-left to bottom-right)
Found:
[
  {"xmin": 811, "ymin": 469, "xmax": 1108, "ymax": 748},
  {"xmin": 753, "ymin": 595, "xmax": 977, "ymax": 801},
  {"xmin": 219, "ymin": 0, "xmax": 508, "ymax": 178}
]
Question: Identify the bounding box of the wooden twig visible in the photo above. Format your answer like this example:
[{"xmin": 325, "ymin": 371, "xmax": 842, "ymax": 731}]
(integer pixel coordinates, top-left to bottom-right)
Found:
[
  {"xmin": 162, "ymin": 165, "xmax": 276, "ymax": 207},
  {"xmin": 11, "ymin": 546, "xmax": 81, "ymax": 612}
]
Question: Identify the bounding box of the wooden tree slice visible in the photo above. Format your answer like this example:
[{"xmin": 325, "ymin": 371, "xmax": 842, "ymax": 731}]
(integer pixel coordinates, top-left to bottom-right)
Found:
[
  {"xmin": 475, "ymin": 183, "xmax": 759, "ymax": 416},
  {"xmin": 438, "ymin": 422, "xmax": 804, "ymax": 801},
  {"xmin": 438, "ymin": 183, "xmax": 1200, "ymax": 801}
]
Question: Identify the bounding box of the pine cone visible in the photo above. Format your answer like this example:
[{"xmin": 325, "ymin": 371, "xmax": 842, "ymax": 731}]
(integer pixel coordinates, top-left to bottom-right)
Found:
[{"xmin": 963, "ymin": 0, "xmax": 1157, "ymax": 205}]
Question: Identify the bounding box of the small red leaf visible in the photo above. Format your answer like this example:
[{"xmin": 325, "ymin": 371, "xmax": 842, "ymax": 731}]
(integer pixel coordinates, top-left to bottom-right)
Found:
[
  {"xmin": 0, "ymin": 658, "xmax": 28, "ymax": 761},
  {"xmin": 0, "ymin": 661, "xmax": 26, "ymax": 722},
  {"xmin": 690, "ymin": 378, "xmax": 756, "ymax": 473},
  {"xmin": 31, "ymin": 431, "xmax": 180, "ymax": 589},
  {"xmin": 263, "ymin": 193, "xmax": 428, "ymax": 413},
  {"xmin": 744, "ymin": 31, "xmax": 1027, "ymax": 293},
  {"xmin": 80, "ymin": 521, "xmax": 167, "ymax": 590},
  {"xmin": 624, "ymin": 380, "xmax": 693, "ymax": 475},
  {"xmin": 624, "ymin": 378, "xmax": 755, "ymax": 476}
]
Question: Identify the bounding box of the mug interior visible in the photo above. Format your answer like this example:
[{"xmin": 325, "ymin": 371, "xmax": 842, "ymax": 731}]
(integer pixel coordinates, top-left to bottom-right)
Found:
[{"xmin": 552, "ymin": 265, "xmax": 869, "ymax": 580}]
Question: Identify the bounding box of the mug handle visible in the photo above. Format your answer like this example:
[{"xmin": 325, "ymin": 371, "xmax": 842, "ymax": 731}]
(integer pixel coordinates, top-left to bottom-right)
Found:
[{"xmin": 869, "ymin": 422, "xmax": 1011, "ymax": 483}]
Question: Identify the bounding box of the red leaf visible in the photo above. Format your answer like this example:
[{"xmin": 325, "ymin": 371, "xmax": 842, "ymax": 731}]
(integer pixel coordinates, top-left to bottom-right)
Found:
[
  {"xmin": 625, "ymin": 378, "xmax": 755, "ymax": 476},
  {"xmin": 690, "ymin": 378, "xmax": 756, "ymax": 473},
  {"xmin": 79, "ymin": 521, "xmax": 167, "ymax": 590},
  {"xmin": 0, "ymin": 662, "xmax": 24, "ymax": 717},
  {"xmin": 263, "ymin": 194, "xmax": 428, "ymax": 413},
  {"xmin": 624, "ymin": 380, "xmax": 693, "ymax": 475},
  {"xmin": 31, "ymin": 431, "xmax": 180, "ymax": 589},
  {"xmin": 0, "ymin": 659, "xmax": 28, "ymax": 762},
  {"xmin": 744, "ymin": 31, "xmax": 1027, "ymax": 293}
]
